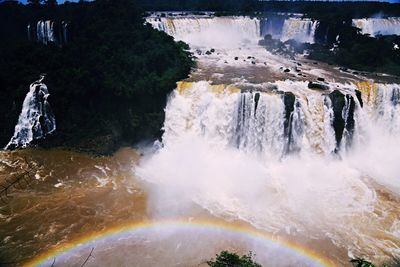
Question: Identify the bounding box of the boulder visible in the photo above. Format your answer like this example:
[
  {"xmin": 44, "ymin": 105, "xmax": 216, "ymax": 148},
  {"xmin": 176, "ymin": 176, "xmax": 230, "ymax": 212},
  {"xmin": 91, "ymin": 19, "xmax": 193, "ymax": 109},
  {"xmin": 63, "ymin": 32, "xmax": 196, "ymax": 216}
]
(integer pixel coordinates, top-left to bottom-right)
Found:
[{"xmin": 308, "ymin": 81, "xmax": 329, "ymax": 90}]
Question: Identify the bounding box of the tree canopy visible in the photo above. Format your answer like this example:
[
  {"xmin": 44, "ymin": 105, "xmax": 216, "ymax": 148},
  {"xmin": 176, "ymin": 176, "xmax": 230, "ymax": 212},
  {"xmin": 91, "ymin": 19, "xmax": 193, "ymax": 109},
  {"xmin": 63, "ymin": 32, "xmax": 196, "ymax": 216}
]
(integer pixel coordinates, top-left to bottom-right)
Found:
[{"xmin": 0, "ymin": 0, "xmax": 193, "ymax": 153}]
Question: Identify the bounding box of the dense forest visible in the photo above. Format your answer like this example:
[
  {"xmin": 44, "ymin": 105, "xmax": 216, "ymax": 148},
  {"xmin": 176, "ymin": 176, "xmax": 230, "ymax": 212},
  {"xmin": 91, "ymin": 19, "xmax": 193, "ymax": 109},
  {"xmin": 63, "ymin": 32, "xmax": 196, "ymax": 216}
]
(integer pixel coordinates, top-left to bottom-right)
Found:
[{"xmin": 0, "ymin": 0, "xmax": 194, "ymax": 154}]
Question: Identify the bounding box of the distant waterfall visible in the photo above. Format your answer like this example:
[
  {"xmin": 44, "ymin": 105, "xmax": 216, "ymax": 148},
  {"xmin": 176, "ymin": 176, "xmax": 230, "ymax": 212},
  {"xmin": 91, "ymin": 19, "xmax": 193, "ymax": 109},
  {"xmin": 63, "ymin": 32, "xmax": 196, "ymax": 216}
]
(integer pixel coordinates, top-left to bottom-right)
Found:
[
  {"xmin": 280, "ymin": 18, "xmax": 319, "ymax": 44},
  {"xmin": 352, "ymin": 18, "xmax": 400, "ymax": 37},
  {"xmin": 5, "ymin": 76, "xmax": 56, "ymax": 150},
  {"xmin": 147, "ymin": 16, "xmax": 320, "ymax": 45},
  {"xmin": 146, "ymin": 16, "xmax": 261, "ymax": 48},
  {"xmin": 27, "ymin": 20, "xmax": 68, "ymax": 45},
  {"xmin": 37, "ymin": 20, "xmax": 55, "ymax": 44},
  {"xmin": 162, "ymin": 81, "xmax": 399, "ymax": 158}
]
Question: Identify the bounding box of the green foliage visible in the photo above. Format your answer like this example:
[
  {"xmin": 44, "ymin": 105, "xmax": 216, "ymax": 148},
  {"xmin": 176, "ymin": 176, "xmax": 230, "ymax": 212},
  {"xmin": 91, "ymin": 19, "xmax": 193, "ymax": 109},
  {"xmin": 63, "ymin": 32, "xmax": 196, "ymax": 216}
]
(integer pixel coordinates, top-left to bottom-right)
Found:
[
  {"xmin": 350, "ymin": 258, "xmax": 392, "ymax": 267},
  {"xmin": 0, "ymin": 0, "xmax": 193, "ymax": 153},
  {"xmin": 308, "ymin": 30, "xmax": 400, "ymax": 76},
  {"xmin": 207, "ymin": 251, "xmax": 262, "ymax": 267}
]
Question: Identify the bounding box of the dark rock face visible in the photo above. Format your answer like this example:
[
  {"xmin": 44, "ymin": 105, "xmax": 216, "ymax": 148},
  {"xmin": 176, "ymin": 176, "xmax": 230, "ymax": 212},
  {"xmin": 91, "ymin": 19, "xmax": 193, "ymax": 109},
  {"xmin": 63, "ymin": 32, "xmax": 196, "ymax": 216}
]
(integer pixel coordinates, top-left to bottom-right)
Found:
[
  {"xmin": 355, "ymin": 90, "xmax": 363, "ymax": 108},
  {"xmin": 308, "ymin": 81, "xmax": 329, "ymax": 91},
  {"xmin": 254, "ymin": 92, "xmax": 260, "ymax": 114},
  {"xmin": 329, "ymin": 90, "xmax": 346, "ymax": 149},
  {"xmin": 328, "ymin": 90, "xmax": 356, "ymax": 151},
  {"xmin": 391, "ymin": 87, "xmax": 400, "ymax": 106},
  {"xmin": 283, "ymin": 92, "xmax": 296, "ymax": 153}
]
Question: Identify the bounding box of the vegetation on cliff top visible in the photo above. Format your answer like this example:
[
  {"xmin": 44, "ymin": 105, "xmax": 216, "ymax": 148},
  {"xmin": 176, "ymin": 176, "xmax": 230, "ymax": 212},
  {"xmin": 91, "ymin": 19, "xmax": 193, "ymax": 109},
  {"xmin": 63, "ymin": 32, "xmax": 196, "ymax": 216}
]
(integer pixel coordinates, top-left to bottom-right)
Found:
[{"xmin": 0, "ymin": 0, "xmax": 194, "ymax": 153}]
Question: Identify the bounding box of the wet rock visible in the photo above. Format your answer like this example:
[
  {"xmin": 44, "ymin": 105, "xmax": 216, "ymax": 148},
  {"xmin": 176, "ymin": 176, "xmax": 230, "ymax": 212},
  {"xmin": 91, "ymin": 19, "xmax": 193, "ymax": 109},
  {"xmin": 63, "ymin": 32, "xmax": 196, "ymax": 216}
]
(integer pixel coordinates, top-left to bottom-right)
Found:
[
  {"xmin": 283, "ymin": 92, "xmax": 295, "ymax": 135},
  {"xmin": 328, "ymin": 90, "xmax": 356, "ymax": 151},
  {"xmin": 352, "ymin": 71, "xmax": 359, "ymax": 75},
  {"xmin": 283, "ymin": 92, "xmax": 297, "ymax": 153},
  {"xmin": 329, "ymin": 90, "xmax": 346, "ymax": 149},
  {"xmin": 308, "ymin": 81, "xmax": 329, "ymax": 90},
  {"xmin": 317, "ymin": 77, "xmax": 325, "ymax": 82},
  {"xmin": 339, "ymin": 67, "xmax": 348, "ymax": 72},
  {"xmin": 355, "ymin": 90, "xmax": 363, "ymax": 108},
  {"xmin": 254, "ymin": 92, "xmax": 260, "ymax": 114}
]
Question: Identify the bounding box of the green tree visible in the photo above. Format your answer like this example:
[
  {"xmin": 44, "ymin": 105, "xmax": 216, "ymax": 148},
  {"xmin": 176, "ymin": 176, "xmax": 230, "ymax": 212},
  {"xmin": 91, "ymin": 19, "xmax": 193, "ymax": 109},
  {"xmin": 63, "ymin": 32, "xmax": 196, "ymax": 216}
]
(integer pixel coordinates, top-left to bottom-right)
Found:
[
  {"xmin": 207, "ymin": 251, "xmax": 262, "ymax": 267},
  {"xmin": 27, "ymin": 0, "xmax": 42, "ymax": 5},
  {"xmin": 44, "ymin": 0, "xmax": 57, "ymax": 6},
  {"xmin": 350, "ymin": 258, "xmax": 391, "ymax": 267}
]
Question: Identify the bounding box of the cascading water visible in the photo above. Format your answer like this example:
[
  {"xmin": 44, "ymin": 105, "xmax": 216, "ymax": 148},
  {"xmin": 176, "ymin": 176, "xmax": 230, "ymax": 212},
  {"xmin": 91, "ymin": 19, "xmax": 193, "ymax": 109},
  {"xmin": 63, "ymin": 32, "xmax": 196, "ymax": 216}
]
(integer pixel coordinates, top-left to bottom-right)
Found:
[
  {"xmin": 5, "ymin": 76, "xmax": 56, "ymax": 150},
  {"xmin": 161, "ymin": 81, "xmax": 377, "ymax": 158},
  {"xmin": 137, "ymin": 81, "xmax": 400, "ymax": 262},
  {"xmin": 146, "ymin": 16, "xmax": 320, "ymax": 45},
  {"xmin": 146, "ymin": 16, "xmax": 261, "ymax": 48},
  {"xmin": 36, "ymin": 20, "xmax": 56, "ymax": 44},
  {"xmin": 280, "ymin": 18, "xmax": 319, "ymax": 44},
  {"xmin": 352, "ymin": 18, "xmax": 400, "ymax": 37}
]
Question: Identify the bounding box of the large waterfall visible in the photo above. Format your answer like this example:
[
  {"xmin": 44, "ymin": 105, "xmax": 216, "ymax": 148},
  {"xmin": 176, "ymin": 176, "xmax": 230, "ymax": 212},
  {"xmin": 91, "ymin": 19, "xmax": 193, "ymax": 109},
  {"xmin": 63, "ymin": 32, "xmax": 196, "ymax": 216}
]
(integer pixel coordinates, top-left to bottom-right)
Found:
[
  {"xmin": 162, "ymin": 81, "xmax": 399, "ymax": 158},
  {"xmin": 146, "ymin": 16, "xmax": 319, "ymax": 45},
  {"xmin": 5, "ymin": 76, "xmax": 56, "ymax": 150},
  {"xmin": 352, "ymin": 18, "xmax": 400, "ymax": 37},
  {"xmin": 137, "ymin": 81, "xmax": 400, "ymax": 261}
]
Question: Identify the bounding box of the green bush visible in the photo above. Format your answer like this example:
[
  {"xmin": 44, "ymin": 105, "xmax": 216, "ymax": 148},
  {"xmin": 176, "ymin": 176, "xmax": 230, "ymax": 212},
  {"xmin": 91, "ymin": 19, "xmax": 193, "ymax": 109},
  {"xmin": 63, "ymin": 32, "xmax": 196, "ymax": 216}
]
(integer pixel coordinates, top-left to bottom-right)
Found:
[{"xmin": 207, "ymin": 251, "xmax": 262, "ymax": 267}]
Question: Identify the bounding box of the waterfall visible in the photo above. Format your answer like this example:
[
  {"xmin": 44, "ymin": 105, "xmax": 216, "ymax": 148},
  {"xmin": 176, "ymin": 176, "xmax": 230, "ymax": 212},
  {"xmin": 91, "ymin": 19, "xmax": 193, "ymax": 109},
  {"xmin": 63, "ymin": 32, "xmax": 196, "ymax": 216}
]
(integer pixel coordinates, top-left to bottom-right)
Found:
[
  {"xmin": 138, "ymin": 81, "xmax": 400, "ymax": 257},
  {"xmin": 146, "ymin": 16, "xmax": 261, "ymax": 48},
  {"xmin": 147, "ymin": 16, "xmax": 320, "ymax": 45},
  {"xmin": 260, "ymin": 17, "xmax": 285, "ymax": 40},
  {"xmin": 161, "ymin": 81, "xmax": 399, "ymax": 158},
  {"xmin": 280, "ymin": 18, "xmax": 319, "ymax": 44},
  {"xmin": 36, "ymin": 20, "xmax": 56, "ymax": 44},
  {"xmin": 5, "ymin": 76, "xmax": 56, "ymax": 150},
  {"xmin": 352, "ymin": 18, "xmax": 400, "ymax": 37}
]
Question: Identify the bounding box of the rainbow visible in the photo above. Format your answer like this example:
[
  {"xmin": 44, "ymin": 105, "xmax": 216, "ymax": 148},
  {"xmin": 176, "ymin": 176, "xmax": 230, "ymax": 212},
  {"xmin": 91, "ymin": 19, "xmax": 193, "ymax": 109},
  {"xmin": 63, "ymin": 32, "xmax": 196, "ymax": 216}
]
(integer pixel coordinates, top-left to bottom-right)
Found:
[{"xmin": 24, "ymin": 219, "xmax": 337, "ymax": 267}]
